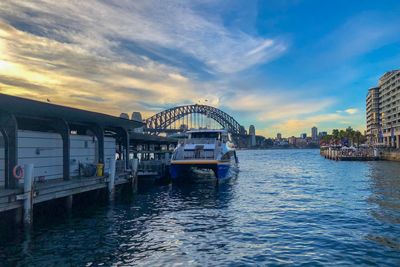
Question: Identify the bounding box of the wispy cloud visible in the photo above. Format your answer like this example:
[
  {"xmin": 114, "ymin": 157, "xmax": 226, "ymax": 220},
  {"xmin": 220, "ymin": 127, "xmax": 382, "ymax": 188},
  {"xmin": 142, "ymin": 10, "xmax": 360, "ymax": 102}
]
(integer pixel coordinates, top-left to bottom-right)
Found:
[
  {"xmin": 344, "ymin": 108, "xmax": 358, "ymax": 115},
  {"xmin": 0, "ymin": 0, "xmax": 287, "ymax": 119},
  {"xmin": 0, "ymin": 0, "xmax": 286, "ymax": 74},
  {"xmin": 228, "ymin": 91, "xmax": 335, "ymax": 121},
  {"xmin": 263, "ymin": 111, "xmax": 364, "ymax": 137}
]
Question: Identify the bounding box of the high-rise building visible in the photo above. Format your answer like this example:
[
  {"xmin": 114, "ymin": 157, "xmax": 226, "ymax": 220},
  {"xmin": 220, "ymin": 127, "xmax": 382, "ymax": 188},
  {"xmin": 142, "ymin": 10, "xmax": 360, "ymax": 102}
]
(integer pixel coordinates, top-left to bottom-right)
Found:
[
  {"xmin": 300, "ymin": 133, "xmax": 307, "ymax": 139},
  {"xmin": 249, "ymin": 125, "xmax": 256, "ymax": 135},
  {"xmin": 277, "ymin": 133, "xmax": 282, "ymax": 140},
  {"xmin": 131, "ymin": 112, "xmax": 144, "ymax": 133},
  {"xmin": 311, "ymin": 126, "xmax": 318, "ymax": 140},
  {"xmin": 366, "ymin": 70, "xmax": 400, "ymax": 147},
  {"xmin": 318, "ymin": 131, "xmax": 327, "ymax": 138},
  {"xmin": 249, "ymin": 125, "xmax": 256, "ymax": 147},
  {"xmin": 366, "ymin": 87, "xmax": 380, "ymax": 144}
]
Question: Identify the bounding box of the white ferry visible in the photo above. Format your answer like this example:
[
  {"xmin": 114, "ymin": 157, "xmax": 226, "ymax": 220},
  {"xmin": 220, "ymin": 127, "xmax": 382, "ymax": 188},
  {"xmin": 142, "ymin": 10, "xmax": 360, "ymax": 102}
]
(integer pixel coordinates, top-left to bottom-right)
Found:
[{"xmin": 170, "ymin": 129, "xmax": 239, "ymax": 181}]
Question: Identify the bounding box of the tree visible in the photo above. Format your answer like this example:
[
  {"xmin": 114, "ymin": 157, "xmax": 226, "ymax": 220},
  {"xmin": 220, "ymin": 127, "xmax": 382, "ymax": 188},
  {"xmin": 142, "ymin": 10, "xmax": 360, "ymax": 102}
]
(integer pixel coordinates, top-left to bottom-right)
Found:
[
  {"xmin": 322, "ymin": 127, "xmax": 366, "ymax": 146},
  {"xmin": 332, "ymin": 129, "xmax": 339, "ymax": 139}
]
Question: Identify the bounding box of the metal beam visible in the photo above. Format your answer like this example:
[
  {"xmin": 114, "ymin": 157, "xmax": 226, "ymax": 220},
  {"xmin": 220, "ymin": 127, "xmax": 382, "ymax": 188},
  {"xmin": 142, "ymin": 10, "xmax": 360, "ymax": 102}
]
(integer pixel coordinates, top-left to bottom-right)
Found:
[
  {"xmin": 0, "ymin": 111, "xmax": 18, "ymax": 189},
  {"xmin": 144, "ymin": 104, "xmax": 245, "ymax": 135},
  {"xmin": 113, "ymin": 127, "xmax": 129, "ymax": 169},
  {"xmin": 51, "ymin": 118, "xmax": 70, "ymax": 180},
  {"xmin": 89, "ymin": 124, "xmax": 104, "ymax": 165}
]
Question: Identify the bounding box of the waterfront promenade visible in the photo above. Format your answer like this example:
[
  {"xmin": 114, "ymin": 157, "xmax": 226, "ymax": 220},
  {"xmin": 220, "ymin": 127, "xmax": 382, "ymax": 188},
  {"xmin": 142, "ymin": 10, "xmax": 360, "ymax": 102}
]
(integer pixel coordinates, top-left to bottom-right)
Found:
[{"xmin": 321, "ymin": 145, "xmax": 400, "ymax": 162}]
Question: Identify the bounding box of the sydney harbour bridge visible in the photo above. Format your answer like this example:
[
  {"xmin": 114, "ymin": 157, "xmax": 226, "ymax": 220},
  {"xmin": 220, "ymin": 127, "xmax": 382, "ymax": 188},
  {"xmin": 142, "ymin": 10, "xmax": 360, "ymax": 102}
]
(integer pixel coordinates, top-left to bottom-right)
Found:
[{"xmin": 143, "ymin": 104, "xmax": 254, "ymax": 147}]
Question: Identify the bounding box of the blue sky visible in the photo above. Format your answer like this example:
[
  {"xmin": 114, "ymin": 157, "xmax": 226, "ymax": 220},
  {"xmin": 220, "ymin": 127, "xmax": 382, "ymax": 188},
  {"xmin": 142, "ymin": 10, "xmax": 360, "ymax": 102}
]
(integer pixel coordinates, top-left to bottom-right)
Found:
[{"xmin": 0, "ymin": 0, "xmax": 399, "ymax": 136}]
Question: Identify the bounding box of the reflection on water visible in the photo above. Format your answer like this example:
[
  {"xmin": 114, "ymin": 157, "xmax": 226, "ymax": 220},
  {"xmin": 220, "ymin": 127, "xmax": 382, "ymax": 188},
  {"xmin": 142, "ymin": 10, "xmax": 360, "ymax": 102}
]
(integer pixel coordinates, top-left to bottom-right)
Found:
[
  {"xmin": 0, "ymin": 150, "xmax": 400, "ymax": 266},
  {"xmin": 366, "ymin": 162, "xmax": 400, "ymax": 251}
]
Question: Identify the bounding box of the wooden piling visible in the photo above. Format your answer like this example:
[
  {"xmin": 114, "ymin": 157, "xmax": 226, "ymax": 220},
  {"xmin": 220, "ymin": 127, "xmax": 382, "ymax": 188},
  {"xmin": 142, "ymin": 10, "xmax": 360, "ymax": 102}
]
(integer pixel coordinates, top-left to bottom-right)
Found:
[
  {"xmin": 65, "ymin": 195, "xmax": 73, "ymax": 211},
  {"xmin": 131, "ymin": 158, "xmax": 138, "ymax": 193},
  {"xmin": 23, "ymin": 164, "xmax": 34, "ymax": 226},
  {"xmin": 108, "ymin": 158, "xmax": 116, "ymax": 201}
]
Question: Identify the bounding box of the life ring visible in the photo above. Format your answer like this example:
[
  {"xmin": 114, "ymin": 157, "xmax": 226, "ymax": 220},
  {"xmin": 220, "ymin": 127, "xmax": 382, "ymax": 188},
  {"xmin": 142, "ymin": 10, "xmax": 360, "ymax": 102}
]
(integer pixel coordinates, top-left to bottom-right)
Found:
[{"xmin": 13, "ymin": 165, "xmax": 24, "ymax": 180}]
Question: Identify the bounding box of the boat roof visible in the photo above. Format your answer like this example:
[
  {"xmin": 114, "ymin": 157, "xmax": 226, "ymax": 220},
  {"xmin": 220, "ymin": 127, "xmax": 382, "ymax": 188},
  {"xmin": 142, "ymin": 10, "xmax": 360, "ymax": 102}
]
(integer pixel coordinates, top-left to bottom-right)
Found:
[{"xmin": 187, "ymin": 129, "xmax": 228, "ymax": 134}]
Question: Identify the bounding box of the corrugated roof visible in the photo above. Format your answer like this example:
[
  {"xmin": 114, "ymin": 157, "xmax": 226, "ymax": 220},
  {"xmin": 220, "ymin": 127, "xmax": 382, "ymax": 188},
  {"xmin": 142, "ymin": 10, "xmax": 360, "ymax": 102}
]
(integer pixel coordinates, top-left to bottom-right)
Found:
[
  {"xmin": 0, "ymin": 93, "xmax": 143, "ymax": 130},
  {"xmin": 129, "ymin": 132, "xmax": 178, "ymax": 144}
]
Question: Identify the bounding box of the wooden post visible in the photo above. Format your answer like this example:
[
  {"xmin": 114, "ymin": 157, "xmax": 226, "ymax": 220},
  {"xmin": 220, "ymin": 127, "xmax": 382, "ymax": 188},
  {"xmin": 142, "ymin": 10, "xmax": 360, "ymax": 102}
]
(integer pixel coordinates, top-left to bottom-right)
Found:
[
  {"xmin": 23, "ymin": 164, "xmax": 34, "ymax": 226},
  {"xmin": 0, "ymin": 111, "xmax": 18, "ymax": 189},
  {"xmin": 108, "ymin": 158, "xmax": 116, "ymax": 200},
  {"xmin": 65, "ymin": 195, "xmax": 73, "ymax": 211},
  {"xmin": 397, "ymin": 135, "xmax": 400, "ymax": 149},
  {"xmin": 131, "ymin": 158, "xmax": 138, "ymax": 193}
]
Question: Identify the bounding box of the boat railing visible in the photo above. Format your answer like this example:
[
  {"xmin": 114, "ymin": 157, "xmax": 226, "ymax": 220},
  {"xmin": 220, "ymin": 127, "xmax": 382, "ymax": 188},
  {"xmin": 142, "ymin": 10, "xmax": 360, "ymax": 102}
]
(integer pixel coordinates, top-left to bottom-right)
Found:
[{"xmin": 172, "ymin": 138, "xmax": 219, "ymax": 160}]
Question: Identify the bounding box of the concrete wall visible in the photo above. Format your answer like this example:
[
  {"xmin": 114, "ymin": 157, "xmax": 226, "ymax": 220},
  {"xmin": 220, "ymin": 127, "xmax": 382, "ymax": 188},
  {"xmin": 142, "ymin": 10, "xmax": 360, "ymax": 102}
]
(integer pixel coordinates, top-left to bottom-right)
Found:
[{"xmin": 381, "ymin": 151, "xmax": 400, "ymax": 161}]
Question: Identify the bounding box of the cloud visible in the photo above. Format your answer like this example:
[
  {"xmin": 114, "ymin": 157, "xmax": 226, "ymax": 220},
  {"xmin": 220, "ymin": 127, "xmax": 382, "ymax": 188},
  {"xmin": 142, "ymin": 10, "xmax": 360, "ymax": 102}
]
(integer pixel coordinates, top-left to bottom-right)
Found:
[
  {"xmin": 0, "ymin": 19, "xmax": 216, "ymax": 117},
  {"xmin": 344, "ymin": 108, "xmax": 358, "ymax": 115},
  {"xmin": 0, "ymin": 0, "xmax": 289, "ymax": 123},
  {"xmin": 264, "ymin": 112, "xmax": 363, "ymax": 137},
  {"xmin": 0, "ymin": 0, "xmax": 286, "ymax": 74},
  {"xmin": 228, "ymin": 91, "xmax": 335, "ymax": 121}
]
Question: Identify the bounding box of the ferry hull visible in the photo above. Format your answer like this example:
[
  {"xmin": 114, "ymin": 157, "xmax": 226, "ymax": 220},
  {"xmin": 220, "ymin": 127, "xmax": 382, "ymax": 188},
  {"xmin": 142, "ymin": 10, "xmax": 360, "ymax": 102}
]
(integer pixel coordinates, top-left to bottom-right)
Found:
[{"xmin": 170, "ymin": 161, "xmax": 236, "ymax": 182}]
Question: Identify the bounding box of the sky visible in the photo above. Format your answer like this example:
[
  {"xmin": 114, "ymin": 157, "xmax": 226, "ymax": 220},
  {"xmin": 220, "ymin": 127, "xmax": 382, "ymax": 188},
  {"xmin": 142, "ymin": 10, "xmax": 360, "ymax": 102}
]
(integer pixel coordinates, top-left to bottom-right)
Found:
[{"xmin": 0, "ymin": 0, "xmax": 399, "ymax": 137}]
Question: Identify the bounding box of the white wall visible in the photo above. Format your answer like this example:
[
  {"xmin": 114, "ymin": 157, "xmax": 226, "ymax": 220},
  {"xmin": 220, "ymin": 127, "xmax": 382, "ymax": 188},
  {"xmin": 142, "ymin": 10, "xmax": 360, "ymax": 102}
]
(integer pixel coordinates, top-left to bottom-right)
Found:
[
  {"xmin": 18, "ymin": 130, "xmax": 63, "ymax": 182},
  {"xmin": 69, "ymin": 135, "xmax": 97, "ymax": 177},
  {"xmin": 70, "ymin": 135, "xmax": 116, "ymax": 177},
  {"xmin": 104, "ymin": 137, "xmax": 116, "ymax": 174},
  {"xmin": 14, "ymin": 130, "xmax": 116, "ymax": 182}
]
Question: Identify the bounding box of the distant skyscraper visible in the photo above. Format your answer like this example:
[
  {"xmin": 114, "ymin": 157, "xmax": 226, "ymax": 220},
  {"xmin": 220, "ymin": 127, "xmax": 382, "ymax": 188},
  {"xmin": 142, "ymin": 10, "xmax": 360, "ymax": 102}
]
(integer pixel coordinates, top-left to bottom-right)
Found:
[
  {"xmin": 366, "ymin": 86, "xmax": 380, "ymax": 144},
  {"xmin": 311, "ymin": 126, "xmax": 318, "ymax": 140},
  {"xmin": 300, "ymin": 133, "xmax": 307, "ymax": 139},
  {"xmin": 131, "ymin": 112, "xmax": 144, "ymax": 133},
  {"xmin": 249, "ymin": 125, "xmax": 256, "ymax": 135},
  {"xmin": 277, "ymin": 133, "xmax": 282, "ymax": 140},
  {"xmin": 249, "ymin": 125, "xmax": 256, "ymax": 147}
]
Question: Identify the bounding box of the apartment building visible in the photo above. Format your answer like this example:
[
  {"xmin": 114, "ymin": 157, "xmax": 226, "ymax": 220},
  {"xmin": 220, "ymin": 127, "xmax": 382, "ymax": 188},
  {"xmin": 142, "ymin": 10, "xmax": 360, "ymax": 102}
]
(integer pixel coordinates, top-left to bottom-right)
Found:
[{"xmin": 366, "ymin": 70, "xmax": 400, "ymax": 147}]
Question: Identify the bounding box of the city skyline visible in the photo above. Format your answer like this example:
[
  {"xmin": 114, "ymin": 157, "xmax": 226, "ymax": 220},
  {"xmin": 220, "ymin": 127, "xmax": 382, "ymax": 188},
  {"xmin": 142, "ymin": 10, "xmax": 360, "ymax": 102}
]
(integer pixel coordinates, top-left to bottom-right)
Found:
[{"xmin": 0, "ymin": 1, "xmax": 400, "ymax": 137}]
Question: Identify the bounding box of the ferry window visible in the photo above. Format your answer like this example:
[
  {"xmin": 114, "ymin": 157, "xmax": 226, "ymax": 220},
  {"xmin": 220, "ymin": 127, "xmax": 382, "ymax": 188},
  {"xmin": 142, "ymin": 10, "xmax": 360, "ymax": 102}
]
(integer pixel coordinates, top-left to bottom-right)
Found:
[{"xmin": 190, "ymin": 132, "xmax": 220, "ymax": 139}]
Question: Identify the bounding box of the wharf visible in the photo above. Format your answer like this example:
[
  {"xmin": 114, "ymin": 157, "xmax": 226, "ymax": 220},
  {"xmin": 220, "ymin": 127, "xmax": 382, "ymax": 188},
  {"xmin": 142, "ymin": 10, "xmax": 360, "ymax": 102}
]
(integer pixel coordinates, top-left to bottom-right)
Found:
[
  {"xmin": 0, "ymin": 174, "xmax": 129, "ymax": 213},
  {"xmin": 320, "ymin": 146, "xmax": 380, "ymax": 161},
  {"xmin": 0, "ymin": 93, "xmax": 177, "ymax": 226}
]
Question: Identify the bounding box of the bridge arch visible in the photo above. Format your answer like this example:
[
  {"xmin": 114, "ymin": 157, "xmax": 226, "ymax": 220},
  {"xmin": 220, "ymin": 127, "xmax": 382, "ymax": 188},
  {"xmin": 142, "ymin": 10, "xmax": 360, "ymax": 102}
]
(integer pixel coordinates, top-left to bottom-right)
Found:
[{"xmin": 144, "ymin": 104, "xmax": 246, "ymax": 135}]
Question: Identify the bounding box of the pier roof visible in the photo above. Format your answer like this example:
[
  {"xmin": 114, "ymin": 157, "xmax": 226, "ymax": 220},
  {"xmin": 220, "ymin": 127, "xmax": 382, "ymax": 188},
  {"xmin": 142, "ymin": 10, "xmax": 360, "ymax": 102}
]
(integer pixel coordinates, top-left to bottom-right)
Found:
[
  {"xmin": 0, "ymin": 93, "xmax": 143, "ymax": 129},
  {"xmin": 129, "ymin": 132, "xmax": 178, "ymax": 144}
]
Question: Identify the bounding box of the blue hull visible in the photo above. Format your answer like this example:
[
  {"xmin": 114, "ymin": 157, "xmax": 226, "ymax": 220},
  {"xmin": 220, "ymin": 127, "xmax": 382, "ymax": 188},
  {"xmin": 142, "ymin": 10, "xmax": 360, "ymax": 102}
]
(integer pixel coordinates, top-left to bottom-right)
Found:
[{"xmin": 170, "ymin": 163, "xmax": 236, "ymax": 182}]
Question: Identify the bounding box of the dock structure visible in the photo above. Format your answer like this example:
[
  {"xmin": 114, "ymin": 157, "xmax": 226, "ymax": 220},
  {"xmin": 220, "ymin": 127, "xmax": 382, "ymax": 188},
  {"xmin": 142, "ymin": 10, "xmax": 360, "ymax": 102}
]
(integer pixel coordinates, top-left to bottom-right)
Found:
[
  {"xmin": 0, "ymin": 94, "xmax": 177, "ymax": 226},
  {"xmin": 129, "ymin": 133, "xmax": 177, "ymax": 181},
  {"xmin": 320, "ymin": 146, "xmax": 380, "ymax": 161}
]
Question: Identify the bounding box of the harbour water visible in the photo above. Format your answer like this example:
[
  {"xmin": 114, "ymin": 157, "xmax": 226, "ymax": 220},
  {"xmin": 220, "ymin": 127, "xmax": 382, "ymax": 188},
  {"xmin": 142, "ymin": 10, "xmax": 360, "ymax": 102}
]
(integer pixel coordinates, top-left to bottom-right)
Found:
[{"xmin": 1, "ymin": 149, "xmax": 400, "ymax": 266}]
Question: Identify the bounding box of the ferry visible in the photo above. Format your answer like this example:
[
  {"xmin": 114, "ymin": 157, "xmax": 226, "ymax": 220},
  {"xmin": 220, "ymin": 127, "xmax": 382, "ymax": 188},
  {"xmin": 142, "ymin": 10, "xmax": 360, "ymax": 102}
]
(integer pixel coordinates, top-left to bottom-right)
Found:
[{"xmin": 170, "ymin": 129, "xmax": 239, "ymax": 182}]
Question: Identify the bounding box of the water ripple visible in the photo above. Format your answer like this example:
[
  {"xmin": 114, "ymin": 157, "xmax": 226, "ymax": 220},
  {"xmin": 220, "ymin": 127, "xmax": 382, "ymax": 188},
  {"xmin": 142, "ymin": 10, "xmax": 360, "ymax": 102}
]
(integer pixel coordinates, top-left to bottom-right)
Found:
[{"xmin": 1, "ymin": 149, "xmax": 400, "ymax": 266}]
